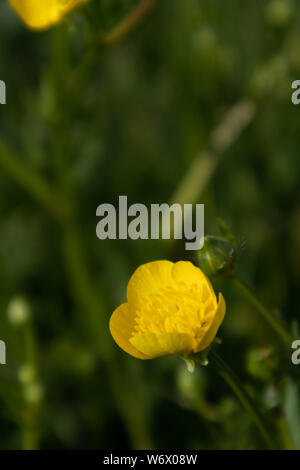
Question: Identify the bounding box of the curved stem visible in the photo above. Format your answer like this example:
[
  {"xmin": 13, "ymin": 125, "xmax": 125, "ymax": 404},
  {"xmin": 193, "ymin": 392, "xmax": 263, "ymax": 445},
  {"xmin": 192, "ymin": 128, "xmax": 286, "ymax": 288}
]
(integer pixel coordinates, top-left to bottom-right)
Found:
[
  {"xmin": 232, "ymin": 276, "xmax": 293, "ymax": 346},
  {"xmin": 100, "ymin": 0, "xmax": 157, "ymax": 46},
  {"xmin": 69, "ymin": 0, "xmax": 157, "ymax": 92},
  {"xmin": 204, "ymin": 349, "xmax": 278, "ymax": 450},
  {"xmin": 0, "ymin": 139, "xmax": 68, "ymax": 221}
]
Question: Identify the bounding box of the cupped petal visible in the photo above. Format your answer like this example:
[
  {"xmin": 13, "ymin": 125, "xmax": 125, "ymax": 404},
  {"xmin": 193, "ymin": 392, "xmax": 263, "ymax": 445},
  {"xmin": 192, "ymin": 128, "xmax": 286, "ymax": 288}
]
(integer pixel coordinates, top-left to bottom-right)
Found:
[
  {"xmin": 172, "ymin": 261, "xmax": 217, "ymax": 304},
  {"xmin": 127, "ymin": 260, "xmax": 217, "ymax": 310},
  {"xmin": 8, "ymin": 0, "xmax": 88, "ymax": 29},
  {"xmin": 109, "ymin": 303, "xmax": 150, "ymax": 360},
  {"xmin": 195, "ymin": 293, "xmax": 226, "ymax": 352},
  {"xmin": 130, "ymin": 332, "xmax": 195, "ymax": 358},
  {"xmin": 127, "ymin": 260, "xmax": 174, "ymax": 308}
]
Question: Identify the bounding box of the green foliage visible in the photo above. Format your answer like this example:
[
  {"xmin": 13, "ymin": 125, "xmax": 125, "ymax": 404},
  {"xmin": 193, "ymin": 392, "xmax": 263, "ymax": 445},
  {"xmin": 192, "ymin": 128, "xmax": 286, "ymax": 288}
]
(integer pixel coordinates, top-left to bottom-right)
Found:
[{"xmin": 0, "ymin": 0, "xmax": 299, "ymax": 450}]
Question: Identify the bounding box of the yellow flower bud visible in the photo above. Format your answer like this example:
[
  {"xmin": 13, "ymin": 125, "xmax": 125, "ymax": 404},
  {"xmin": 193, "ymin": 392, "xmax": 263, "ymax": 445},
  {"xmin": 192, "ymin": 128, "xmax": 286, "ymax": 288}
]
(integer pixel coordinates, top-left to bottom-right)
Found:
[
  {"xmin": 109, "ymin": 260, "xmax": 225, "ymax": 359},
  {"xmin": 8, "ymin": 0, "xmax": 89, "ymax": 30}
]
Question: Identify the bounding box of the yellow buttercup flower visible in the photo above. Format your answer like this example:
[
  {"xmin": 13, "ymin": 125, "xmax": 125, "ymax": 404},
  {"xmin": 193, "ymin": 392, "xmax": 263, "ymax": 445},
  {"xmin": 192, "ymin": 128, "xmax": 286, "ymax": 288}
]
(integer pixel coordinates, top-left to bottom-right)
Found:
[
  {"xmin": 8, "ymin": 0, "xmax": 89, "ymax": 30},
  {"xmin": 110, "ymin": 260, "xmax": 226, "ymax": 360}
]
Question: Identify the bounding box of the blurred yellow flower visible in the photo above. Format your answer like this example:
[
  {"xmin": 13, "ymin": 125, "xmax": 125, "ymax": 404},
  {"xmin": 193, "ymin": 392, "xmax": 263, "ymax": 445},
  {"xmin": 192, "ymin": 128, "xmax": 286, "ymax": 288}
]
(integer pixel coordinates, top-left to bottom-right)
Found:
[
  {"xmin": 110, "ymin": 260, "xmax": 226, "ymax": 359},
  {"xmin": 8, "ymin": 0, "xmax": 89, "ymax": 30}
]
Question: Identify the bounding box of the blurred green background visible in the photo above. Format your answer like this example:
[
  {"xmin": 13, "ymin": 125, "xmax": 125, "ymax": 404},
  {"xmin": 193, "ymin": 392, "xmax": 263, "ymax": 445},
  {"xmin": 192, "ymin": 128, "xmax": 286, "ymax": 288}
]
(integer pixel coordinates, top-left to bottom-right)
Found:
[{"xmin": 0, "ymin": 0, "xmax": 299, "ymax": 450}]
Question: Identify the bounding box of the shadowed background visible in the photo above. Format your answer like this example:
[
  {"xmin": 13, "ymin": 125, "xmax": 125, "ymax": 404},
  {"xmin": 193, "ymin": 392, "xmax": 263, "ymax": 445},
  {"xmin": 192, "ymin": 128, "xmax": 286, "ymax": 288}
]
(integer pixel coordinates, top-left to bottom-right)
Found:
[{"xmin": 0, "ymin": 0, "xmax": 299, "ymax": 450}]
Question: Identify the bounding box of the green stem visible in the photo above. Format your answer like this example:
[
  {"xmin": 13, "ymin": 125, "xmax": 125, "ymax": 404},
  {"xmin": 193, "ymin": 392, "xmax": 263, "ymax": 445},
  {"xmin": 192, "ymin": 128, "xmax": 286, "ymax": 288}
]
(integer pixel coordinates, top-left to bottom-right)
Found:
[
  {"xmin": 22, "ymin": 322, "xmax": 41, "ymax": 450},
  {"xmin": 0, "ymin": 139, "xmax": 68, "ymax": 221},
  {"xmin": 232, "ymin": 276, "xmax": 293, "ymax": 346},
  {"xmin": 100, "ymin": 0, "xmax": 157, "ymax": 46},
  {"xmin": 61, "ymin": 219, "xmax": 152, "ymax": 449},
  {"xmin": 50, "ymin": 25, "xmax": 152, "ymax": 449},
  {"xmin": 108, "ymin": 360, "xmax": 153, "ymax": 450},
  {"xmin": 23, "ymin": 431, "xmax": 35, "ymax": 450},
  {"xmin": 51, "ymin": 25, "xmax": 111, "ymax": 358},
  {"xmin": 61, "ymin": 219, "xmax": 112, "ymax": 357},
  {"xmin": 69, "ymin": 0, "xmax": 157, "ymax": 93},
  {"xmin": 205, "ymin": 349, "xmax": 278, "ymax": 450}
]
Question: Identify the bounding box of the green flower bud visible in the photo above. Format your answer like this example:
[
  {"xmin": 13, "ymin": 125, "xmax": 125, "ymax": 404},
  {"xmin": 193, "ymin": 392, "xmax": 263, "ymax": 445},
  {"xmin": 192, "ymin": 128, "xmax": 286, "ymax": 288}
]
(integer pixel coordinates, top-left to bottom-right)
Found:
[{"xmin": 197, "ymin": 235, "xmax": 237, "ymax": 277}]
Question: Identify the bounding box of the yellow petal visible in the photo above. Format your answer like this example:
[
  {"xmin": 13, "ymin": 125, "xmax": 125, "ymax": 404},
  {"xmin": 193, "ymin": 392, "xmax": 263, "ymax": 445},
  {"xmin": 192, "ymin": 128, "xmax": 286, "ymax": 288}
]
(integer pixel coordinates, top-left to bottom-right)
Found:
[
  {"xmin": 127, "ymin": 260, "xmax": 174, "ymax": 308},
  {"xmin": 172, "ymin": 261, "xmax": 217, "ymax": 304},
  {"xmin": 8, "ymin": 0, "xmax": 88, "ymax": 30},
  {"xmin": 130, "ymin": 333, "xmax": 195, "ymax": 358},
  {"xmin": 196, "ymin": 293, "xmax": 226, "ymax": 352},
  {"xmin": 127, "ymin": 260, "xmax": 216, "ymax": 309},
  {"xmin": 109, "ymin": 303, "xmax": 150, "ymax": 360}
]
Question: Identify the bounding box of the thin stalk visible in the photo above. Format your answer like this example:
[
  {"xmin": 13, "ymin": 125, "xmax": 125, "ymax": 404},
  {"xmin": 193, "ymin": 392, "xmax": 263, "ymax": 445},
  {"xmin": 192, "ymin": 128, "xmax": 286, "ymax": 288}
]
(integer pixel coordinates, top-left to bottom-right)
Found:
[
  {"xmin": 100, "ymin": 0, "xmax": 157, "ymax": 46},
  {"xmin": 232, "ymin": 276, "xmax": 293, "ymax": 346},
  {"xmin": 22, "ymin": 322, "xmax": 42, "ymax": 450},
  {"xmin": 205, "ymin": 349, "xmax": 278, "ymax": 450},
  {"xmin": 0, "ymin": 140, "xmax": 68, "ymax": 220},
  {"xmin": 50, "ymin": 24, "xmax": 153, "ymax": 449},
  {"xmin": 69, "ymin": 0, "xmax": 157, "ymax": 92}
]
